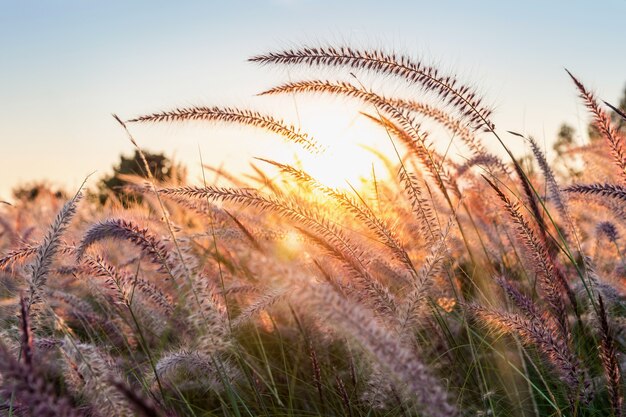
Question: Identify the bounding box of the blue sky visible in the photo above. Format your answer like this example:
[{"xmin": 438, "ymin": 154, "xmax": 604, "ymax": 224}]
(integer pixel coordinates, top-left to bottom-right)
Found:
[{"xmin": 1, "ymin": 1, "xmax": 625, "ymax": 198}]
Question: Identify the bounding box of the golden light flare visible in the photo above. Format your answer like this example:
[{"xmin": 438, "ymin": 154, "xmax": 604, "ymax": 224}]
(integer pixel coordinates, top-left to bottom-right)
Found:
[
  {"xmin": 275, "ymin": 230, "xmax": 303, "ymax": 260},
  {"xmin": 282, "ymin": 230, "xmax": 301, "ymax": 251},
  {"xmin": 436, "ymin": 297, "xmax": 457, "ymax": 313},
  {"xmin": 284, "ymin": 105, "xmax": 393, "ymax": 191},
  {"xmin": 298, "ymin": 144, "xmax": 381, "ymax": 190}
]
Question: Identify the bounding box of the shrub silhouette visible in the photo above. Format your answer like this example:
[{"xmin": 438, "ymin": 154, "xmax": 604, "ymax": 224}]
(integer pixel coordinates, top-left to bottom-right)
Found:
[{"xmin": 98, "ymin": 150, "xmax": 185, "ymax": 205}]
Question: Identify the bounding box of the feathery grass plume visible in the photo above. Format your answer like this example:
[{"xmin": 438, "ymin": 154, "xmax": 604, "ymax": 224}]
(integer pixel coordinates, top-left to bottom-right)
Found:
[
  {"xmin": 455, "ymin": 154, "xmax": 510, "ymax": 178},
  {"xmin": 159, "ymin": 185, "xmax": 399, "ymax": 319},
  {"xmin": 61, "ymin": 339, "xmax": 134, "ymax": 416},
  {"xmin": 0, "ymin": 328, "xmax": 20, "ymax": 355},
  {"xmin": 399, "ymin": 228, "xmax": 450, "ymax": 334},
  {"xmin": 398, "ymin": 169, "xmax": 441, "ymax": 244},
  {"xmin": 81, "ymin": 254, "xmax": 130, "ymax": 305},
  {"xmin": 484, "ymin": 177, "xmax": 572, "ymax": 336},
  {"xmin": 82, "ymin": 246, "xmax": 175, "ymax": 315},
  {"xmin": 155, "ymin": 350, "xmax": 239, "ymax": 393},
  {"xmin": 109, "ymin": 377, "xmax": 169, "ymax": 417},
  {"xmin": 600, "ymin": 197, "xmax": 626, "ymax": 225},
  {"xmin": 223, "ymin": 284, "xmax": 262, "ymax": 296},
  {"xmin": 223, "ymin": 210, "xmax": 263, "ymax": 252},
  {"xmin": 605, "ymin": 100, "xmax": 626, "ymax": 122},
  {"xmin": 232, "ymin": 286, "xmax": 287, "ymax": 328},
  {"xmin": 128, "ymin": 106, "xmax": 322, "ymax": 153},
  {"xmin": 581, "ymin": 254, "xmax": 601, "ymax": 290},
  {"xmin": 509, "ymin": 135, "xmax": 581, "ymax": 317},
  {"xmin": 395, "ymin": 97, "xmax": 510, "ymax": 176},
  {"xmin": 80, "ymin": 254, "xmax": 167, "ymax": 340},
  {"xmin": 597, "ymin": 221, "xmax": 620, "ymax": 244},
  {"xmin": 261, "ymin": 80, "xmax": 461, "ymax": 200},
  {"xmin": 524, "ymin": 135, "xmax": 579, "ymax": 245},
  {"xmin": 506, "ymin": 134, "xmax": 552, "ymax": 245},
  {"xmin": 19, "ymin": 295, "xmax": 33, "ymax": 367},
  {"xmin": 566, "ymin": 185, "xmax": 626, "ymax": 229},
  {"xmin": 309, "ymin": 344, "xmax": 324, "ymax": 405},
  {"xmin": 567, "ymin": 70, "xmax": 626, "ymax": 182},
  {"xmin": 76, "ymin": 218, "xmax": 174, "ymax": 274},
  {"xmin": 188, "ymin": 273, "xmax": 231, "ymax": 354},
  {"xmin": 496, "ymin": 276, "xmax": 543, "ymax": 320},
  {"xmin": 35, "ymin": 337, "xmax": 60, "ymax": 353},
  {"xmin": 164, "ymin": 235, "xmax": 200, "ymax": 285},
  {"xmin": 296, "ymin": 226, "xmax": 399, "ymax": 319},
  {"xmin": 311, "ymin": 255, "xmax": 349, "ymax": 296},
  {"xmin": 258, "ymin": 158, "xmax": 417, "ymax": 276},
  {"xmin": 564, "ymin": 183, "xmax": 626, "ymax": 203},
  {"xmin": 294, "ymin": 283, "xmax": 458, "ymax": 417},
  {"xmin": 122, "ymin": 275, "xmax": 174, "ymax": 316},
  {"xmin": 247, "ymin": 160, "xmax": 285, "ymax": 196},
  {"xmin": 260, "ymin": 80, "xmax": 431, "ymax": 148},
  {"xmin": 26, "ymin": 191, "xmax": 82, "ymax": 313},
  {"xmin": 391, "ymin": 98, "xmax": 483, "ymax": 149},
  {"xmin": 361, "ymin": 111, "xmax": 461, "ymax": 201},
  {"xmin": 467, "ymin": 304, "xmax": 586, "ymax": 404},
  {"xmin": 0, "ymin": 340, "xmax": 82, "ymax": 417},
  {"xmin": 48, "ymin": 289, "xmax": 97, "ymax": 315},
  {"xmin": 250, "ymin": 46, "xmax": 494, "ymax": 131},
  {"xmin": 525, "ymin": 136, "xmax": 565, "ymax": 214},
  {"xmin": 47, "ymin": 290, "xmax": 129, "ymax": 346},
  {"xmin": 1, "ymin": 242, "xmax": 75, "ymax": 273},
  {"xmin": 359, "ymin": 109, "xmax": 430, "ymax": 160},
  {"xmin": 124, "ymin": 179, "xmax": 232, "ymax": 223},
  {"xmin": 335, "ymin": 373, "xmax": 353, "ymax": 417},
  {"xmin": 0, "ymin": 244, "xmax": 38, "ymax": 271},
  {"xmin": 597, "ymin": 295, "xmax": 623, "ymax": 417},
  {"xmin": 360, "ymin": 364, "xmax": 399, "ymax": 410}
]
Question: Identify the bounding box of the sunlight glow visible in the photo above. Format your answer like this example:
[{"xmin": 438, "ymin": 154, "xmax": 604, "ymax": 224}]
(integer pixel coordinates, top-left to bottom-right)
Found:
[
  {"xmin": 283, "ymin": 230, "xmax": 301, "ymax": 250},
  {"xmin": 276, "ymin": 230, "xmax": 303, "ymax": 259},
  {"xmin": 287, "ymin": 105, "xmax": 393, "ymax": 191},
  {"xmin": 299, "ymin": 143, "xmax": 381, "ymax": 190}
]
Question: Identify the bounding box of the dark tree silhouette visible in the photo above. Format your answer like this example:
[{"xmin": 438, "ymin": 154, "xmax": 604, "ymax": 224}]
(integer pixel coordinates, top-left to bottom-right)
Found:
[{"xmin": 99, "ymin": 150, "xmax": 185, "ymax": 205}]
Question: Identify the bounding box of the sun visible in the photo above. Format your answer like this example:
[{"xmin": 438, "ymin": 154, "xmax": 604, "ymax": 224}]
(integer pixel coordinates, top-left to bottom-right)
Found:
[
  {"xmin": 297, "ymin": 142, "xmax": 379, "ymax": 190},
  {"xmin": 287, "ymin": 105, "xmax": 394, "ymax": 190}
]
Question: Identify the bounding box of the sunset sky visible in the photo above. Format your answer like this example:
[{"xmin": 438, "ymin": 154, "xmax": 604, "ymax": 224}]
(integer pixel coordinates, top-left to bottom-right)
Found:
[{"xmin": 2, "ymin": 0, "xmax": 625, "ymax": 199}]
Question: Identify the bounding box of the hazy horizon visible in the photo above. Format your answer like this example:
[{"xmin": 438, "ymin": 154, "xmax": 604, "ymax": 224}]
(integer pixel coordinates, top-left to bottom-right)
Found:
[{"xmin": 2, "ymin": 0, "xmax": 626, "ymax": 199}]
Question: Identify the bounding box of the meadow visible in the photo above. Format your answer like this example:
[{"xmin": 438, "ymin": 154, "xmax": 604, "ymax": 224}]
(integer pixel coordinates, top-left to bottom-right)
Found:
[{"xmin": 0, "ymin": 45, "xmax": 624, "ymax": 417}]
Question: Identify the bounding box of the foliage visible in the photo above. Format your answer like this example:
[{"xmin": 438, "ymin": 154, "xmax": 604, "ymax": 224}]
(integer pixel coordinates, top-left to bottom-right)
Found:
[
  {"xmin": 12, "ymin": 182, "xmax": 67, "ymax": 203},
  {"xmin": 98, "ymin": 150, "xmax": 186, "ymax": 205}
]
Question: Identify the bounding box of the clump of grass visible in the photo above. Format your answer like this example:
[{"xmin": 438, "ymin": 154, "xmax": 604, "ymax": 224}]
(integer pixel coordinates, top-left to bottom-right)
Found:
[{"xmin": 0, "ymin": 44, "xmax": 623, "ymax": 417}]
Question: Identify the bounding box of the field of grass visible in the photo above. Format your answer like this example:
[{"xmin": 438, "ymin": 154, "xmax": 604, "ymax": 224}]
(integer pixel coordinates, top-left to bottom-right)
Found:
[{"xmin": 0, "ymin": 45, "xmax": 624, "ymax": 417}]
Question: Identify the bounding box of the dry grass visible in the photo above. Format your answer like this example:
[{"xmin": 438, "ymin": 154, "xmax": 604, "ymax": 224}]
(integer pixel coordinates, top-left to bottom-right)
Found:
[{"xmin": 0, "ymin": 44, "xmax": 624, "ymax": 417}]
